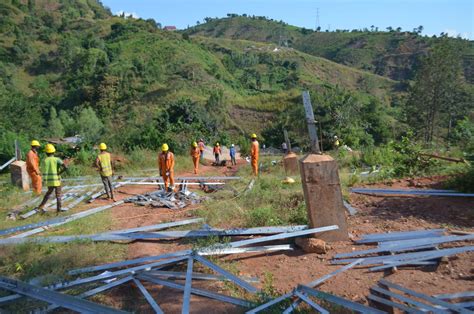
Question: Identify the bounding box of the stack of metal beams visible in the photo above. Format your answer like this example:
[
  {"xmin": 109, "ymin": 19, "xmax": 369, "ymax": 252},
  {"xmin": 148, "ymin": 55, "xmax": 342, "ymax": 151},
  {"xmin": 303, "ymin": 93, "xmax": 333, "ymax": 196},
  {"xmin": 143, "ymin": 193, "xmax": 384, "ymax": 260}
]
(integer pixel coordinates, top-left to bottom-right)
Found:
[{"xmin": 332, "ymin": 229, "xmax": 474, "ymax": 271}]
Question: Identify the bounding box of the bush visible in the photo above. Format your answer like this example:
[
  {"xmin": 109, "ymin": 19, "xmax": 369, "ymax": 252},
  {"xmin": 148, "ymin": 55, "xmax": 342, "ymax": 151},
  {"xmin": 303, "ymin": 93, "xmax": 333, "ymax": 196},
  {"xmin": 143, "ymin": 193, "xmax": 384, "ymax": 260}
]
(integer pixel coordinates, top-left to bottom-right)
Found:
[{"xmin": 246, "ymin": 206, "xmax": 282, "ymax": 227}]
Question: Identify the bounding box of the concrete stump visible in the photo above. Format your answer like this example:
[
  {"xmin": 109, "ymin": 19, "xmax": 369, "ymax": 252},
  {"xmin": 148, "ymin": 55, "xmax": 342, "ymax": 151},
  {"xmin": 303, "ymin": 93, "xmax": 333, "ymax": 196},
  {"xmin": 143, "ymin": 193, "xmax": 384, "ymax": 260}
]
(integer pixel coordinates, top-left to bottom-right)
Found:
[
  {"xmin": 299, "ymin": 154, "xmax": 348, "ymax": 242},
  {"xmin": 283, "ymin": 152, "xmax": 298, "ymax": 175},
  {"xmin": 10, "ymin": 160, "xmax": 30, "ymax": 191}
]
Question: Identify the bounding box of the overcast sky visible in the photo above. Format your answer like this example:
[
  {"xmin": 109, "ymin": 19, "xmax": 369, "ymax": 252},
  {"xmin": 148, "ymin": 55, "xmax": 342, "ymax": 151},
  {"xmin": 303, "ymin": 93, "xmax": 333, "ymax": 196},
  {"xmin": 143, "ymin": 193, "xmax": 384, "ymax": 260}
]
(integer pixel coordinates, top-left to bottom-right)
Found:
[{"xmin": 102, "ymin": 0, "xmax": 473, "ymax": 39}]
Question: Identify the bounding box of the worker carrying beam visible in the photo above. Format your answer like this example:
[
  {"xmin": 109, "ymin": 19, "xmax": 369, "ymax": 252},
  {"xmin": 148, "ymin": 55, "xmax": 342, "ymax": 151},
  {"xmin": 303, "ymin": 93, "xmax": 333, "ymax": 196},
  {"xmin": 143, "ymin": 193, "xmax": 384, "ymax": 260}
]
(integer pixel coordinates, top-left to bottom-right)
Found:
[
  {"xmin": 250, "ymin": 133, "xmax": 259, "ymax": 176},
  {"xmin": 96, "ymin": 143, "xmax": 116, "ymax": 201},
  {"xmin": 37, "ymin": 144, "xmax": 67, "ymax": 214},
  {"xmin": 213, "ymin": 142, "xmax": 221, "ymax": 164},
  {"xmin": 159, "ymin": 143, "xmax": 175, "ymax": 192},
  {"xmin": 190, "ymin": 141, "xmax": 200, "ymax": 174},
  {"xmin": 26, "ymin": 140, "xmax": 42, "ymax": 195}
]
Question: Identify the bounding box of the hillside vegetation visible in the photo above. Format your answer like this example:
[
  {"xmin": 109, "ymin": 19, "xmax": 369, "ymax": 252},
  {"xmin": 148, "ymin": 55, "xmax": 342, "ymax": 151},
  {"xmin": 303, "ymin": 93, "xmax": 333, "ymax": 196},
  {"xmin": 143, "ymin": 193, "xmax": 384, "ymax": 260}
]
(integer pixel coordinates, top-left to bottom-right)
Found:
[
  {"xmin": 0, "ymin": 0, "xmax": 404, "ymax": 161},
  {"xmin": 185, "ymin": 15, "xmax": 474, "ymax": 83}
]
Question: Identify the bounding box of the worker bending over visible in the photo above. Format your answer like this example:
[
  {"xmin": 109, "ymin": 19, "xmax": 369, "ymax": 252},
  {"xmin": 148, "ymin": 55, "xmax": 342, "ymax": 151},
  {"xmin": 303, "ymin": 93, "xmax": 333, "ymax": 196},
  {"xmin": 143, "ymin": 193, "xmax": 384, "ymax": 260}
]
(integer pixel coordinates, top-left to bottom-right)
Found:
[
  {"xmin": 159, "ymin": 143, "xmax": 175, "ymax": 191},
  {"xmin": 213, "ymin": 143, "xmax": 221, "ymax": 164},
  {"xmin": 37, "ymin": 144, "xmax": 67, "ymax": 214},
  {"xmin": 190, "ymin": 141, "xmax": 200, "ymax": 174},
  {"xmin": 26, "ymin": 140, "xmax": 42, "ymax": 195},
  {"xmin": 250, "ymin": 134, "xmax": 259, "ymax": 176},
  {"xmin": 96, "ymin": 143, "xmax": 116, "ymax": 201}
]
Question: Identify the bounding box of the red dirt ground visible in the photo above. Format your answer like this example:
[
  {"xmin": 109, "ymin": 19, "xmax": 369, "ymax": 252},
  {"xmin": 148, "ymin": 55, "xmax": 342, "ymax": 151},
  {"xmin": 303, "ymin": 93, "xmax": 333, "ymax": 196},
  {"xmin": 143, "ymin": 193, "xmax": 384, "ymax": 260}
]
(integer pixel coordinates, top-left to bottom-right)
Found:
[{"xmin": 90, "ymin": 164, "xmax": 473, "ymax": 313}]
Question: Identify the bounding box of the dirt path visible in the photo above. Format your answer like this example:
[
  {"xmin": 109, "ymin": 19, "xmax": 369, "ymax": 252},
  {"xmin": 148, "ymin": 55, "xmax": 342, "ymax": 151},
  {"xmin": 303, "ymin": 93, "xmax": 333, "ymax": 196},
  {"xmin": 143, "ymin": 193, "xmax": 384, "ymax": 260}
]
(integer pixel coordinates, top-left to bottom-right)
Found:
[{"xmin": 95, "ymin": 168, "xmax": 473, "ymax": 313}]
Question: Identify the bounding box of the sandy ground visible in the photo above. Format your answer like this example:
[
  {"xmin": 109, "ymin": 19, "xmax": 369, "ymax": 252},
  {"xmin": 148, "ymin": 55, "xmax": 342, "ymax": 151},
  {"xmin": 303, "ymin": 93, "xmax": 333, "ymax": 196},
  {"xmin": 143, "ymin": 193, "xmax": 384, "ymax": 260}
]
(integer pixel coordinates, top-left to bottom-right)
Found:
[{"xmin": 68, "ymin": 165, "xmax": 474, "ymax": 313}]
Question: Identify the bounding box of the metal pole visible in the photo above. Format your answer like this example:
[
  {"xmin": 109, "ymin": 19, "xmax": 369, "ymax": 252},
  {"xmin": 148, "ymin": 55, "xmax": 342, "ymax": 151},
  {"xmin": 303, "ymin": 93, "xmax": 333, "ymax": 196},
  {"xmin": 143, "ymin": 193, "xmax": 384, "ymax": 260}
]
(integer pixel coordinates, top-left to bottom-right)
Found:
[
  {"xmin": 14, "ymin": 140, "xmax": 21, "ymax": 161},
  {"xmin": 283, "ymin": 129, "xmax": 292, "ymax": 153},
  {"xmin": 301, "ymin": 91, "xmax": 321, "ymax": 154}
]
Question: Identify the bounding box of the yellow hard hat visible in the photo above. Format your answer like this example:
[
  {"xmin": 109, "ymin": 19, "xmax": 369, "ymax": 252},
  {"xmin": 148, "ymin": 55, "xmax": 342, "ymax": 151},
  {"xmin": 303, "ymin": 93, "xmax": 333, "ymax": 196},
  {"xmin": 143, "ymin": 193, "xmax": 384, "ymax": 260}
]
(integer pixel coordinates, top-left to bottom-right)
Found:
[
  {"xmin": 31, "ymin": 140, "xmax": 40, "ymax": 147},
  {"xmin": 45, "ymin": 144, "xmax": 56, "ymax": 154},
  {"xmin": 216, "ymin": 142, "xmax": 220, "ymax": 146},
  {"xmin": 192, "ymin": 141, "xmax": 198, "ymax": 147},
  {"xmin": 251, "ymin": 133, "xmax": 257, "ymax": 139},
  {"xmin": 99, "ymin": 143, "xmax": 107, "ymax": 150},
  {"xmin": 162, "ymin": 143, "xmax": 169, "ymax": 152}
]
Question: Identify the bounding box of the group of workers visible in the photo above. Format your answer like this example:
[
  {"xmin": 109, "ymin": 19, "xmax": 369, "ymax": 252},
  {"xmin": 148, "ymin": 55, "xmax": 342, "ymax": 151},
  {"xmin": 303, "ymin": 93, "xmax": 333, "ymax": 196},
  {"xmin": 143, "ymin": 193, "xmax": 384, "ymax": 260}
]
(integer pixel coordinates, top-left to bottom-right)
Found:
[{"xmin": 24, "ymin": 134, "xmax": 260, "ymax": 214}]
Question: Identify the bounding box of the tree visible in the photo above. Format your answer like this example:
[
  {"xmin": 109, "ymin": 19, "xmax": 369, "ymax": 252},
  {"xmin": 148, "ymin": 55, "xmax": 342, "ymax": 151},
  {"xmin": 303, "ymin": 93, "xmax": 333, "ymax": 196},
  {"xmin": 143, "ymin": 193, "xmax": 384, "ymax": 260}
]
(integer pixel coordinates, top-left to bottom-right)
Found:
[
  {"xmin": 386, "ymin": 26, "xmax": 393, "ymax": 32},
  {"xmin": 77, "ymin": 107, "xmax": 104, "ymax": 143},
  {"xmin": 406, "ymin": 41, "xmax": 466, "ymax": 144},
  {"xmin": 49, "ymin": 107, "xmax": 65, "ymax": 138}
]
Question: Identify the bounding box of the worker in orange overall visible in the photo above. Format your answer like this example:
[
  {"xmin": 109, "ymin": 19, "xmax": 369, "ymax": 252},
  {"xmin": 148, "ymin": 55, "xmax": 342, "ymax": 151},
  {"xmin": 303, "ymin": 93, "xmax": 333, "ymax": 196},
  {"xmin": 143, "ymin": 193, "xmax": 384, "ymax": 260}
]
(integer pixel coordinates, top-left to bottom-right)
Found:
[
  {"xmin": 250, "ymin": 133, "xmax": 259, "ymax": 176},
  {"xmin": 190, "ymin": 141, "xmax": 200, "ymax": 174},
  {"xmin": 159, "ymin": 143, "xmax": 175, "ymax": 191},
  {"xmin": 213, "ymin": 142, "xmax": 221, "ymax": 164},
  {"xmin": 26, "ymin": 140, "xmax": 42, "ymax": 195}
]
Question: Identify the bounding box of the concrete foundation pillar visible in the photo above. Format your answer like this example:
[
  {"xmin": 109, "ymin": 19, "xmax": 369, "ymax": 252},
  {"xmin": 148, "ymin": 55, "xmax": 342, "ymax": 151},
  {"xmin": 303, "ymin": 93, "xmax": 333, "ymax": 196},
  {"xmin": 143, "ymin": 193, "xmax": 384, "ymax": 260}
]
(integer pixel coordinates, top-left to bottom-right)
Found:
[
  {"xmin": 283, "ymin": 152, "xmax": 298, "ymax": 175},
  {"xmin": 10, "ymin": 160, "xmax": 30, "ymax": 191},
  {"xmin": 299, "ymin": 154, "xmax": 348, "ymax": 242}
]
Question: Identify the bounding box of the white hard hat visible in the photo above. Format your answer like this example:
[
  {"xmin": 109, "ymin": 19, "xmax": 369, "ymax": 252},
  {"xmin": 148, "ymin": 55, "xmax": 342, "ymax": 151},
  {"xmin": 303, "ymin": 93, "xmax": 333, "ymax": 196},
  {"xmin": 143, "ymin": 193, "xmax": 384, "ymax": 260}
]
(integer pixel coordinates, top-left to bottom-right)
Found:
[
  {"xmin": 231, "ymin": 144, "xmax": 235, "ymax": 147},
  {"xmin": 334, "ymin": 135, "xmax": 338, "ymax": 139}
]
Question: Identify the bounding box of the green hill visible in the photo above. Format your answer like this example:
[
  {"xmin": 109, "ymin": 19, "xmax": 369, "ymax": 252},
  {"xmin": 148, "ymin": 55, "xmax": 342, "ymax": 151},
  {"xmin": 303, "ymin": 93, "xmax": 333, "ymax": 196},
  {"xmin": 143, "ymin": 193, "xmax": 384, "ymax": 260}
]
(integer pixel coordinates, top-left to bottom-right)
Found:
[
  {"xmin": 0, "ymin": 0, "xmax": 404, "ymax": 158},
  {"xmin": 185, "ymin": 16, "xmax": 474, "ymax": 83}
]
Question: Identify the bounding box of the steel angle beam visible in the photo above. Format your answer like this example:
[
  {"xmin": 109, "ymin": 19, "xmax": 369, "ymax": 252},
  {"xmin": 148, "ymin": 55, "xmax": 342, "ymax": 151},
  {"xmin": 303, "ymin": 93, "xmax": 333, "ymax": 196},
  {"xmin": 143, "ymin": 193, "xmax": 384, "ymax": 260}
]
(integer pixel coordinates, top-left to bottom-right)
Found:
[
  {"xmin": 379, "ymin": 234, "xmax": 474, "ymax": 249},
  {"xmin": 284, "ymin": 259, "xmax": 365, "ymax": 312},
  {"xmin": 138, "ymin": 274, "xmax": 252, "ymax": 308},
  {"xmin": 298, "ymin": 285, "xmax": 385, "ymax": 314},
  {"xmin": 356, "ymin": 229, "xmax": 446, "ymax": 243},
  {"xmin": 434, "ymin": 291, "xmax": 474, "ymax": 300},
  {"xmin": 193, "ymin": 254, "xmax": 258, "ymax": 293},
  {"xmin": 333, "ymin": 246, "xmax": 474, "ymax": 265},
  {"xmin": 2, "ymin": 201, "xmax": 124, "ymax": 238},
  {"xmin": 293, "ymin": 290, "xmax": 329, "ymax": 314},
  {"xmin": 69, "ymin": 250, "xmax": 193, "ymax": 275},
  {"xmin": 0, "ymin": 276, "xmax": 128, "ymax": 314},
  {"xmin": 182, "ymin": 256, "xmax": 194, "ymax": 314},
  {"xmin": 307, "ymin": 259, "xmax": 364, "ymax": 288},
  {"xmin": 45, "ymin": 276, "xmax": 134, "ymax": 312},
  {"xmin": 197, "ymin": 244, "xmax": 293, "ymax": 256},
  {"xmin": 228, "ymin": 225, "xmax": 338, "ymax": 248},
  {"xmin": 146, "ymin": 270, "xmax": 258, "ymax": 283},
  {"xmin": 246, "ymin": 292, "xmax": 293, "ymax": 313},
  {"xmin": 107, "ymin": 218, "xmax": 204, "ymax": 235},
  {"xmin": 368, "ymin": 294, "xmax": 425, "ymax": 314},
  {"xmin": 334, "ymin": 244, "xmax": 436, "ymax": 259},
  {"xmin": 371, "ymin": 285, "xmax": 443, "ymax": 313},
  {"xmin": 457, "ymin": 302, "xmax": 474, "ymax": 309},
  {"xmin": 132, "ymin": 278, "xmax": 164, "ymax": 314},
  {"xmin": 369, "ymin": 246, "xmax": 474, "ymax": 271},
  {"xmin": 350, "ymin": 188, "xmax": 474, "ymax": 197},
  {"xmin": 123, "ymin": 226, "xmax": 308, "ymax": 240},
  {"xmin": 48, "ymin": 256, "xmax": 188, "ymax": 291},
  {"xmin": 378, "ymin": 280, "xmax": 473, "ymax": 313},
  {"xmin": 0, "ymin": 157, "xmax": 16, "ymax": 171}
]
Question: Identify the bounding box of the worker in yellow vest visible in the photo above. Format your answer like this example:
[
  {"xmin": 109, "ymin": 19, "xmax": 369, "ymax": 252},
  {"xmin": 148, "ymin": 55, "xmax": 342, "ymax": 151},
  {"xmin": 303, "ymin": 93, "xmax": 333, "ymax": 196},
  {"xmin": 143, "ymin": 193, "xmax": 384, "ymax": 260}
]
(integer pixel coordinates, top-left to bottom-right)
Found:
[
  {"xmin": 37, "ymin": 144, "xmax": 67, "ymax": 214},
  {"xmin": 96, "ymin": 143, "xmax": 116, "ymax": 201}
]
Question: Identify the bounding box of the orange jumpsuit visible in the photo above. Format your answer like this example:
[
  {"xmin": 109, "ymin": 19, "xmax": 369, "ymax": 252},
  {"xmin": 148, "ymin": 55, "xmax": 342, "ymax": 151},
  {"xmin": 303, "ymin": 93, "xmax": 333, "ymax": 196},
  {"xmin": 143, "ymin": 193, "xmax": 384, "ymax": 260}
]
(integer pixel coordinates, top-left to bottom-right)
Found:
[
  {"xmin": 250, "ymin": 140, "xmax": 259, "ymax": 176},
  {"xmin": 26, "ymin": 149, "xmax": 42, "ymax": 195},
  {"xmin": 159, "ymin": 151, "xmax": 175, "ymax": 190},
  {"xmin": 190, "ymin": 147, "xmax": 200, "ymax": 174}
]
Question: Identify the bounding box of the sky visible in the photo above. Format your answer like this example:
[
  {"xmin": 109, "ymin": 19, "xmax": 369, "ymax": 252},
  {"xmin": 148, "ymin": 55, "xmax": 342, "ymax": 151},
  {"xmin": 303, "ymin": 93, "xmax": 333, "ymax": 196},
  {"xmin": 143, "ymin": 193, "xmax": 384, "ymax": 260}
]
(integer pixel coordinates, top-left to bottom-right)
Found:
[{"xmin": 102, "ymin": 0, "xmax": 474, "ymax": 39}]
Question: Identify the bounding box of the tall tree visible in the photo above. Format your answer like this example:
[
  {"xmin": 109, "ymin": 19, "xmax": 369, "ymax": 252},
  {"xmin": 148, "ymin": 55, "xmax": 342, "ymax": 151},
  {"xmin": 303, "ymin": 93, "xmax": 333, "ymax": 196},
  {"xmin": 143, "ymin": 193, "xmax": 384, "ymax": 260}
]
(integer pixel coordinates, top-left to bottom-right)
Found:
[{"xmin": 406, "ymin": 40, "xmax": 466, "ymax": 144}]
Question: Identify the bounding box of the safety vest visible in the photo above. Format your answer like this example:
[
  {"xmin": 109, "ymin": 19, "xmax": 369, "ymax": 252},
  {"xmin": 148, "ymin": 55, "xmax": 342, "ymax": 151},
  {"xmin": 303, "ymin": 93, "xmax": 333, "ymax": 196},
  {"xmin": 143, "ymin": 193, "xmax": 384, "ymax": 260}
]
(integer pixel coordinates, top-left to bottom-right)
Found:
[
  {"xmin": 43, "ymin": 156, "xmax": 61, "ymax": 187},
  {"xmin": 98, "ymin": 152, "xmax": 113, "ymax": 177}
]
